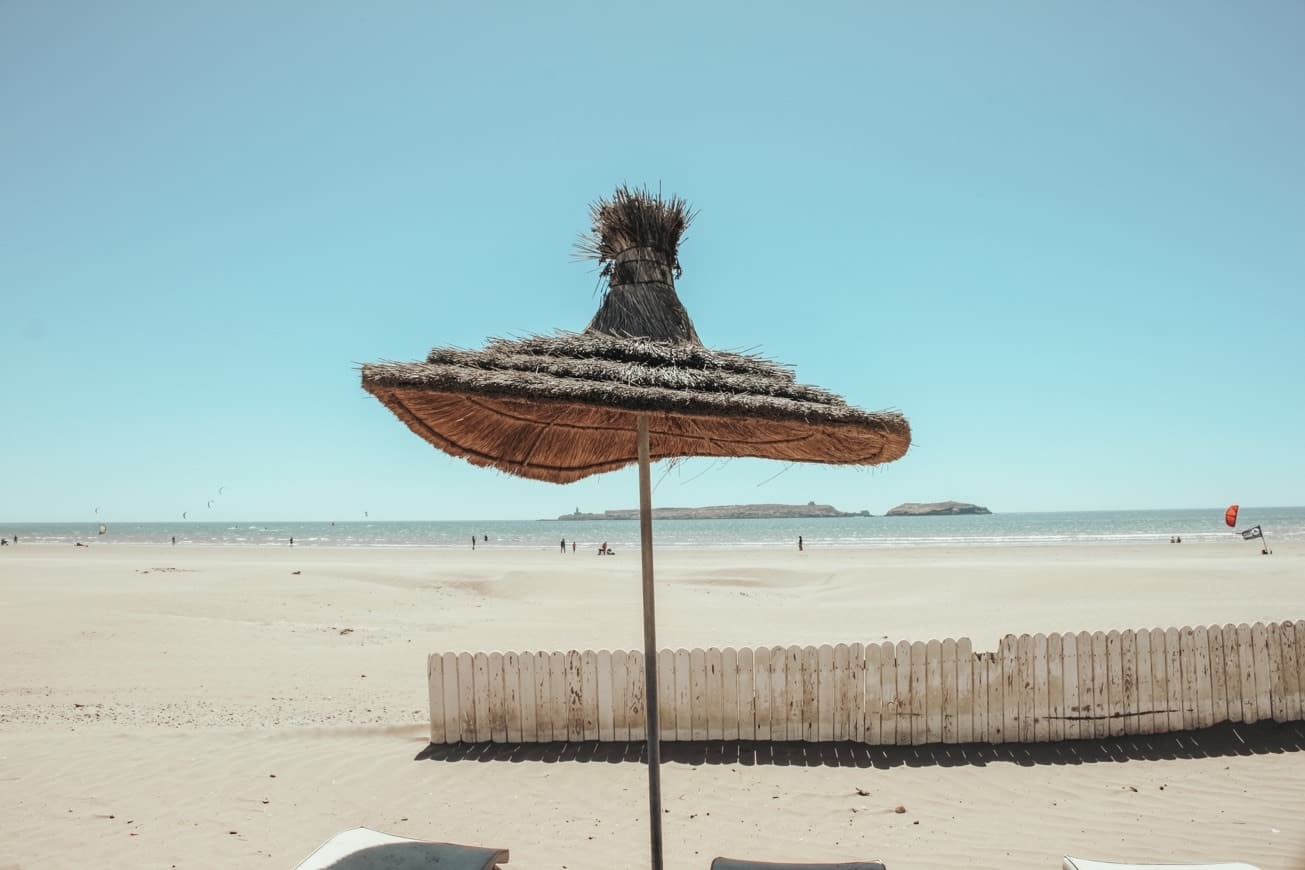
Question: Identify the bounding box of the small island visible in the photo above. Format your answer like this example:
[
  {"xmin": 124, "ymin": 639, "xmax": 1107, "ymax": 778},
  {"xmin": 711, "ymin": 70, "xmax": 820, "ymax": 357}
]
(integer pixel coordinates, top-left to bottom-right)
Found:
[
  {"xmin": 886, "ymin": 501, "xmax": 991, "ymax": 516},
  {"xmin": 554, "ymin": 502, "xmax": 870, "ymax": 521}
]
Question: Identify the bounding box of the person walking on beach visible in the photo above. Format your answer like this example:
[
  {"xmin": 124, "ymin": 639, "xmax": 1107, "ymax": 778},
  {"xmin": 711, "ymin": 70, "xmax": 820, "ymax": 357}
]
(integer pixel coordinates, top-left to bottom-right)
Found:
[
  {"xmin": 471, "ymin": 536, "xmax": 476, "ymax": 550},
  {"xmin": 289, "ymin": 536, "xmax": 294, "ymax": 547},
  {"xmin": 560, "ymin": 538, "xmax": 566, "ymax": 553},
  {"xmin": 572, "ymin": 540, "xmax": 575, "ymax": 552},
  {"xmin": 171, "ymin": 536, "xmax": 176, "ymax": 546},
  {"xmin": 798, "ymin": 535, "xmax": 804, "ymax": 552}
]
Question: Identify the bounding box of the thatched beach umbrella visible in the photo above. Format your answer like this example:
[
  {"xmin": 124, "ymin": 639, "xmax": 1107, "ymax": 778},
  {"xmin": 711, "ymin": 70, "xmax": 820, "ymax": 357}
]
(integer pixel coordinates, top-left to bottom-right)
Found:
[{"xmin": 362, "ymin": 186, "xmax": 910, "ymax": 870}]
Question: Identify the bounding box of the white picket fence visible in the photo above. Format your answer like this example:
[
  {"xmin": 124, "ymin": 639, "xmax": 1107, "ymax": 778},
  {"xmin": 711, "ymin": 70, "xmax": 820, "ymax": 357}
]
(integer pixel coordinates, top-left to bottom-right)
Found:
[{"xmin": 426, "ymin": 620, "xmax": 1305, "ymax": 745}]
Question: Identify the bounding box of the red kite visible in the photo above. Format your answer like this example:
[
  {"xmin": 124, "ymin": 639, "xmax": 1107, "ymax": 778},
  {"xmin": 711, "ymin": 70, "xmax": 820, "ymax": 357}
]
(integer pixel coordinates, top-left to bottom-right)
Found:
[{"xmin": 1225, "ymin": 504, "xmax": 1239, "ymax": 528}]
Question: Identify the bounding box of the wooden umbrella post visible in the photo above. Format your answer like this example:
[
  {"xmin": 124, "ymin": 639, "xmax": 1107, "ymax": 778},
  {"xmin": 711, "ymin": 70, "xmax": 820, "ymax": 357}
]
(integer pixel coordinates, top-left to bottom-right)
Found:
[{"xmin": 637, "ymin": 414, "xmax": 664, "ymax": 870}]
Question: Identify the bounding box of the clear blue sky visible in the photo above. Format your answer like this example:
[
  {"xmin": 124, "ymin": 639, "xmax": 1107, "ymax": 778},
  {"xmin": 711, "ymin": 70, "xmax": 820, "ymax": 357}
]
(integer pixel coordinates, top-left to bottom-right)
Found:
[{"xmin": 3, "ymin": 2, "xmax": 1302, "ymax": 522}]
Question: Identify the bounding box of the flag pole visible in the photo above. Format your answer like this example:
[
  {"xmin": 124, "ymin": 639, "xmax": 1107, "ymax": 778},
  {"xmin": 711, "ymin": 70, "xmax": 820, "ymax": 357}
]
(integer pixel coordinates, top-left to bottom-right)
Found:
[{"xmin": 637, "ymin": 414, "xmax": 664, "ymax": 870}]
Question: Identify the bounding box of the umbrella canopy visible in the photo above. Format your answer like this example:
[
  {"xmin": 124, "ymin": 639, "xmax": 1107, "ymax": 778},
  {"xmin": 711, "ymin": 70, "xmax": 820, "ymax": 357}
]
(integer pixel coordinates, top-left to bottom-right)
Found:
[
  {"xmin": 361, "ymin": 187, "xmax": 909, "ymax": 482},
  {"xmin": 361, "ymin": 185, "xmax": 910, "ymax": 870}
]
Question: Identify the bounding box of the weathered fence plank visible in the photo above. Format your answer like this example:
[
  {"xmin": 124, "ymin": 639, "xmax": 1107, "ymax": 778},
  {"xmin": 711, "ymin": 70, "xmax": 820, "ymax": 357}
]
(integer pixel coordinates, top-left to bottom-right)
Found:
[
  {"xmin": 581, "ymin": 650, "xmax": 599, "ymax": 741},
  {"xmin": 1267, "ymin": 623, "xmax": 1286, "ymax": 723},
  {"xmin": 1033, "ymin": 633, "xmax": 1050, "ymax": 742},
  {"xmin": 564, "ymin": 651, "xmax": 584, "ymax": 742},
  {"xmin": 849, "ymin": 642, "xmax": 866, "ymax": 742},
  {"xmin": 458, "ymin": 653, "xmax": 476, "ymax": 743},
  {"xmin": 1106, "ymin": 630, "xmax": 1124, "ymax": 738},
  {"xmin": 1134, "ymin": 630, "xmax": 1153, "ymax": 736},
  {"xmin": 895, "ymin": 641, "xmax": 912, "ymax": 745},
  {"xmin": 1076, "ymin": 631, "xmax": 1095, "ymax": 738},
  {"xmin": 428, "ymin": 654, "xmax": 446, "ymax": 744},
  {"xmin": 1221, "ymin": 624, "xmax": 1242, "ymax": 724},
  {"xmin": 675, "ymin": 649, "xmax": 693, "ymax": 741},
  {"xmin": 474, "ymin": 652, "xmax": 493, "ymax": 743},
  {"xmin": 1091, "ymin": 632, "xmax": 1110, "ymax": 738},
  {"xmin": 881, "ymin": 642, "xmax": 900, "ymax": 745},
  {"xmin": 911, "ymin": 640, "xmax": 928, "ymax": 745},
  {"xmin": 925, "ymin": 639, "xmax": 943, "ymax": 745},
  {"xmin": 818, "ymin": 644, "xmax": 835, "ymax": 742},
  {"xmin": 1062, "ymin": 632, "xmax": 1080, "ymax": 740},
  {"xmin": 624, "ymin": 653, "xmax": 644, "ymax": 741},
  {"xmin": 957, "ymin": 638, "xmax": 974, "ymax": 744},
  {"xmin": 776, "ymin": 645, "xmax": 793, "ymax": 740},
  {"xmin": 721, "ymin": 647, "xmax": 739, "ymax": 741},
  {"xmin": 595, "ymin": 650, "xmax": 613, "ymax": 742},
  {"xmin": 865, "ymin": 643, "xmax": 882, "ymax": 744},
  {"xmin": 802, "ymin": 646, "xmax": 820, "ymax": 742},
  {"xmin": 1252, "ymin": 623, "xmax": 1272, "ymax": 723},
  {"xmin": 987, "ymin": 652, "xmax": 1004, "ymax": 744},
  {"xmin": 1016, "ymin": 634, "xmax": 1034, "ymax": 743},
  {"xmin": 1153, "ymin": 633, "xmax": 1174, "ymax": 735},
  {"xmin": 753, "ymin": 647, "xmax": 771, "ymax": 740},
  {"xmin": 705, "ymin": 647, "xmax": 724, "ymax": 740},
  {"xmin": 1178, "ymin": 627, "xmax": 1198, "ymax": 731},
  {"xmin": 1193, "ymin": 626, "xmax": 1213, "ymax": 729},
  {"xmin": 609, "ymin": 650, "xmax": 627, "ymax": 741},
  {"xmin": 519, "ymin": 652, "xmax": 537, "ymax": 743},
  {"xmin": 489, "ymin": 652, "xmax": 507, "ymax": 743},
  {"xmin": 774, "ymin": 645, "xmax": 791, "ymax": 740},
  {"xmin": 971, "ymin": 651, "xmax": 988, "ymax": 743},
  {"xmin": 787, "ymin": 646, "xmax": 805, "ymax": 740},
  {"xmin": 442, "ymin": 652, "xmax": 460, "ymax": 743},
  {"xmin": 942, "ymin": 638, "xmax": 958, "ymax": 744},
  {"xmin": 1169, "ymin": 626, "xmax": 1190, "ymax": 735},
  {"xmin": 1121, "ymin": 630, "xmax": 1138, "ymax": 736},
  {"xmin": 689, "ymin": 648, "xmax": 707, "ymax": 740},
  {"xmin": 659, "ymin": 649, "xmax": 677, "ymax": 739},
  {"xmin": 1001, "ymin": 635, "xmax": 1019, "ymax": 743},
  {"xmin": 832, "ymin": 644, "xmax": 849, "ymax": 742},
  {"xmin": 1281, "ymin": 622, "xmax": 1301, "ymax": 723},
  {"xmin": 504, "ymin": 652, "xmax": 523, "ymax": 743},
  {"xmin": 1237, "ymin": 624, "xmax": 1257, "ymax": 724},
  {"xmin": 1207, "ymin": 626, "xmax": 1228, "ymax": 726},
  {"xmin": 1297, "ymin": 621, "xmax": 1305, "ymax": 716},
  {"xmin": 549, "ymin": 652, "xmax": 567, "ymax": 741},
  {"xmin": 737, "ymin": 647, "xmax": 755, "ymax": 740}
]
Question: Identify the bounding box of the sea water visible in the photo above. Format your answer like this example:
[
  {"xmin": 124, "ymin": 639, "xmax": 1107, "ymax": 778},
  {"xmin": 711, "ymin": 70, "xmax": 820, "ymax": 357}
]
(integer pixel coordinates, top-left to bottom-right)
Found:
[{"xmin": 4, "ymin": 507, "xmax": 1303, "ymax": 550}]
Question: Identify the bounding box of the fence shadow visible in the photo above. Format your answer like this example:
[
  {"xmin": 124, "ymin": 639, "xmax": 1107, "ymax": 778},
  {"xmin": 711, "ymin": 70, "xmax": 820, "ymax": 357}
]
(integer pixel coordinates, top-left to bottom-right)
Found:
[{"xmin": 416, "ymin": 720, "xmax": 1305, "ymax": 768}]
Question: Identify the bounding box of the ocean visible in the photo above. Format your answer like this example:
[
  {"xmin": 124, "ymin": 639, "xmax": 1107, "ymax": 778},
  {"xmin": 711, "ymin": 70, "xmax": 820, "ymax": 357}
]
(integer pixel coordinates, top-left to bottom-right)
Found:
[{"xmin": 4, "ymin": 507, "xmax": 1302, "ymax": 550}]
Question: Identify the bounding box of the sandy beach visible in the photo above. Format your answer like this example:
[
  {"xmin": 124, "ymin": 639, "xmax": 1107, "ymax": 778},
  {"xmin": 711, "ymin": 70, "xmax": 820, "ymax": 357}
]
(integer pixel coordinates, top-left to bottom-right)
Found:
[{"xmin": 2, "ymin": 542, "xmax": 1303, "ymax": 869}]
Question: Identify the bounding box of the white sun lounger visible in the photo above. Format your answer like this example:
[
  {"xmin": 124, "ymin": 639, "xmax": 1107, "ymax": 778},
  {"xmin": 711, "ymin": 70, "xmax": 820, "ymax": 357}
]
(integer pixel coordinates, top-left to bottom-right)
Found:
[
  {"xmin": 1064, "ymin": 858, "xmax": 1260, "ymax": 870},
  {"xmin": 296, "ymin": 827, "xmax": 508, "ymax": 870}
]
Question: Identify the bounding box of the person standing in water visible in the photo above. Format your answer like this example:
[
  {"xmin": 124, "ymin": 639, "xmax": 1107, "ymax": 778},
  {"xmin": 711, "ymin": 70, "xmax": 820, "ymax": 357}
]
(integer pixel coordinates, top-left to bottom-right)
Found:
[{"xmin": 798, "ymin": 535, "xmax": 804, "ymax": 552}]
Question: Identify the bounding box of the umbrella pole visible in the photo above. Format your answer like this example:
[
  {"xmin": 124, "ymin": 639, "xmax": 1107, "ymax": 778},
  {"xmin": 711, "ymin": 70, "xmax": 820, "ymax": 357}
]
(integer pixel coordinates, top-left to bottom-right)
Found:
[{"xmin": 637, "ymin": 414, "xmax": 664, "ymax": 870}]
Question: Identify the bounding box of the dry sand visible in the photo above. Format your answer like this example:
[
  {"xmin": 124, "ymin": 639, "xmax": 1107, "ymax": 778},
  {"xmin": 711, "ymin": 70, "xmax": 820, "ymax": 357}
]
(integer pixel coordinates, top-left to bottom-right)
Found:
[{"xmin": 2, "ymin": 542, "xmax": 1303, "ymax": 869}]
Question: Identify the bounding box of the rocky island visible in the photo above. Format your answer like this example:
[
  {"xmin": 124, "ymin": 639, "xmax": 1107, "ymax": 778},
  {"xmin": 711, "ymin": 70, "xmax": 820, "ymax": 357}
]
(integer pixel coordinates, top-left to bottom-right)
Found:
[
  {"xmin": 554, "ymin": 502, "xmax": 869, "ymax": 521},
  {"xmin": 886, "ymin": 501, "xmax": 991, "ymax": 516}
]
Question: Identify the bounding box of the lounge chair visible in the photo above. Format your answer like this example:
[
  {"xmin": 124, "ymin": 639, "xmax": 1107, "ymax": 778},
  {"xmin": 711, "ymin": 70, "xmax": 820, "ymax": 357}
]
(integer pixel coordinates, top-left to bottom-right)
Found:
[
  {"xmin": 296, "ymin": 827, "xmax": 509, "ymax": 870},
  {"xmin": 1063, "ymin": 858, "xmax": 1259, "ymax": 870},
  {"xmin": 712, "ymin": 859, "xmax": 885, "ymax": 870}
]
